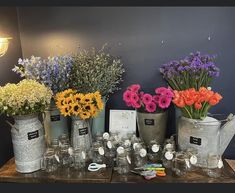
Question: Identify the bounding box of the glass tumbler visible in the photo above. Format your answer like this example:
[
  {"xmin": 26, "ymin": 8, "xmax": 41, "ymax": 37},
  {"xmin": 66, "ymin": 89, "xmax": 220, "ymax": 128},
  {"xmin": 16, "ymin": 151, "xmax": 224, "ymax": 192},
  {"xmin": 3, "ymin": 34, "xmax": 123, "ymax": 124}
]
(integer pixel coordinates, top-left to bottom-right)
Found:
[
  {"xmin": 41, "ymin": 148, "xmax": 58, "ymax": 173},
  {"xmin": 172, "ymin": 151, "xmax": 190, "ymax": 176},
  {"xmin": 116, "ymin": 151, "xmax": 130, "ymax": 174},
  {"xmin": 92, "ymin": 141, "xmax": 105, "ymax": 164},
  {"xmin": 148, "ymin": 140, "xmax": 162, "ymax": 162},
  {"xmin": 206, "ymin": 154, "xmax": 223, "ymax": 178},
  {"xmin": 73, "ymin": 148, "xmax": 87, "ymax": 170}
]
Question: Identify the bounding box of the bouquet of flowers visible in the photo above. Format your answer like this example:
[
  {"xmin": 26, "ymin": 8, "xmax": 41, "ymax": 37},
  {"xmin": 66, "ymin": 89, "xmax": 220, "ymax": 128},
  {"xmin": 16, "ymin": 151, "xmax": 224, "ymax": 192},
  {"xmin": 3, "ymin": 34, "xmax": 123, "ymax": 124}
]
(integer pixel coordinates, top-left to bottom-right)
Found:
[
  {"xmin": 0, "ymin": 79, "xmax": 53, "ymax": 116},
  {"xmin": 160, "ymin": 52, "xmax": 220, "ymax": 90},
  {"xmin": 55, "ymin": 89, "xmax": 104, "ymax": 120},
  {"xmin": 123, "ymin": 84, "xmax": 174, "ymax": 113},
  {"xmin": 69, "ymin": 44, "xmax": 125, "ymax": 99},
  {"xmin": 172, "ymin": 87, "xmax": 222, "ymax": 119},
  {"xmin": 12, "ymin": 55, "xmax": 73, "ymax": 95}
]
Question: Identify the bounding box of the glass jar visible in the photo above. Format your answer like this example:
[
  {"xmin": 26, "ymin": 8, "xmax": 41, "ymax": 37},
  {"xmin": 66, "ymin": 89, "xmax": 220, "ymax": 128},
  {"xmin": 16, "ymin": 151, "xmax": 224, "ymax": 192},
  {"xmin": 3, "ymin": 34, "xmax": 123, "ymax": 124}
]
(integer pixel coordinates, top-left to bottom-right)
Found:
[
  {"xmin": 162, "ymin": 148, "xmax": 175, "ymax": 168},
  {"xmin": 185, "ymin": 148, "xmax": 198, "ymax": 171},
  {"xmin": 92, "ymin": 141, "xmax": 105, "ymax": 164},
  {"xmin": 59, "ymin": 143, "xmax": 74, "ymax": 168},
  {"xmin": 59, "ymin": 133, "xmax": 70, "ymax": 147},
  {"xmin": 116, "ymin": 148, "xmax": 130, "ymax": 174},
  {"xmin": 73, "ymin": 148, "xmax": 87, "ymax": 170},
  {"xmin": 148, "ymin": 140, "xmax": 162, "ymax": 162},
  {"xmin": 205, "ymin": 154, "xmax": 223, "ymax": 178},
  {"xmin": 41, "ymin": 148, "xmax": 58, "ymax": 173},
  {"xmin": 163, "ymin": 136, "xmax": 176, "ymax": 151},
  {"xmin": 133, "ymin": 146, "xmax": 147, "ymax": 167},
  {"xmin": 172, "ymin": 151, "xmax": 190, "ymax": 176}
]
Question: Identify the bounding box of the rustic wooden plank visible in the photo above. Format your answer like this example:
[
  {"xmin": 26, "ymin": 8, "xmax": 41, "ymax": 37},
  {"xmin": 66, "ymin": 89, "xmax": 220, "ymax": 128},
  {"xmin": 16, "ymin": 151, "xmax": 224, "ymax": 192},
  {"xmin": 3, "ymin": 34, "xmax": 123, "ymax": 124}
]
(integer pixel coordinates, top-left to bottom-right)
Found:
[{"xmin": 0, "ymin": 158, "xmax": 112, "ymax": 183}]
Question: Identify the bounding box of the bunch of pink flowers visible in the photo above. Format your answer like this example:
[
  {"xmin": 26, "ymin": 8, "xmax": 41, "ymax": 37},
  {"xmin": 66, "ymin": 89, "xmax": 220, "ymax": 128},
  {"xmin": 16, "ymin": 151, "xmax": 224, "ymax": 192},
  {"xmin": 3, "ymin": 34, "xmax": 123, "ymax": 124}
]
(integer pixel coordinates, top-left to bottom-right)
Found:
[{"xmin": 123, "ymin": 84, "xmax": 174, "ymax": 113}]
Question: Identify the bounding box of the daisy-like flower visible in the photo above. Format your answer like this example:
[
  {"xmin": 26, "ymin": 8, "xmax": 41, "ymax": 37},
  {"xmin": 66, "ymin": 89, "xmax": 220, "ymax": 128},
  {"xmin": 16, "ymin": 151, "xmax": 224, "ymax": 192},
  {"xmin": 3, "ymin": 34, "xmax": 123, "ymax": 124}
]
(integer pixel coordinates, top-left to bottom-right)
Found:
[
  {"xmin": 123, "ymin": 90, "xmax": 132, "ymax": 103},
  {"xmin": 142, "ymin": 94, "xmax": 153, "ymax": 105},
  {"xmin": 80, "ymin": 112, "xmax": 91, "ymax": 120},
  {"xmin": 145, "ymin": 102, "xmax": 156, "ymax": 113},
  {"xmin": 158, "ymin": 96, "xmax": 171, "ymax": 109},
  {"xmin": 74, "ymin": 93, "xmax": 84, "ymax": 103},
  {"xmin": 71, "ymin": 102, "xmax": 81, "ymax": 116}
]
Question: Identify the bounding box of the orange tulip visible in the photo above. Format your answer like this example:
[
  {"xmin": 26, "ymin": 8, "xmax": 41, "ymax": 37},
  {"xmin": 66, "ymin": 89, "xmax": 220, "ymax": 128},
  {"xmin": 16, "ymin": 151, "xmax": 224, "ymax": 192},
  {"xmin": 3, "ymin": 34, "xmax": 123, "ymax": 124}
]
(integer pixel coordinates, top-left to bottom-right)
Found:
[{"xmin": 194, "ymin": 102, "xmax": 202, "ymax": 110}]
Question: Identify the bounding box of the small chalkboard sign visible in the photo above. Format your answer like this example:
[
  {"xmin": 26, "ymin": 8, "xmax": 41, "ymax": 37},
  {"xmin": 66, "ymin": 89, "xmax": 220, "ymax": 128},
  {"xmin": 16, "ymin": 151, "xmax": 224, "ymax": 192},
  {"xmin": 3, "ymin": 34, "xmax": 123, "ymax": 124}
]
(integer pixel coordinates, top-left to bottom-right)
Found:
[
  {"xmin": 190, "ymin": 136, "xmax": 201, "ymax": 146},
  {"xmin": 144, "ymin": 119, "xmax": 155, "ymax": 126},
  {"xmin": 28, "ymin": 130, "xmax": 39, "ymax": 140}
]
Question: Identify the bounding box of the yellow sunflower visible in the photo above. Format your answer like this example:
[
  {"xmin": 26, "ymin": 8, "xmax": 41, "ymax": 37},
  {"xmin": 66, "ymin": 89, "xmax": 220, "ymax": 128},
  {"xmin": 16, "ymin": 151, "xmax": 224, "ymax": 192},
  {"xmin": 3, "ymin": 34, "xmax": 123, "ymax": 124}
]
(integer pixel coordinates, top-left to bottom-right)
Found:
[
  {"xmin": 74, "ymin": 93, "xmax": 84, "ymax": 103},
  {"xmin": 64, "ymin": 95, "xmax": 74, "ymax": 105},
  {"xmin": 81, "ymin": 93, "xmax": 92, "ymax": 104},
  {"xmin": 56, "ymin": 97, "xmax": 66, "ymax": 109},
  {"xmin": 96, "ymin": 98, "xmax": 104, "ymax": 110},
  {"xmin": 60, "ymin": 104, "xmax": 73, "ymax": 116},
  {"xmin": 79, "ymin": 111, "xmax": 91, "ymax": 120},
  {"xmin": 71, "ymin": 102, "xmax": 81, "ymax": 116},
  {"xmin": 94, "ymin": 91, "xmax": 102, "ymax": 100},
  {"xmin": 60, "ymin": 89, "xmax": 76, "ymax": 98},
  {"xmin": 90, "ymin": 105, "xmax": 98, "ymax": 117}
]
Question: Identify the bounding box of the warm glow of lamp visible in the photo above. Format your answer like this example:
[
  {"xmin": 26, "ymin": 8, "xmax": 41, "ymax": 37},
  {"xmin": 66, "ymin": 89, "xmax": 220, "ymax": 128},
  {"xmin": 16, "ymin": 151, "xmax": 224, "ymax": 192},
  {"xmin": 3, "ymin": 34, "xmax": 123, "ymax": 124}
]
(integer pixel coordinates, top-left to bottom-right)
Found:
[{"xmin": 0, "ymin": 37, "xmax": 12, "ymax": 57}]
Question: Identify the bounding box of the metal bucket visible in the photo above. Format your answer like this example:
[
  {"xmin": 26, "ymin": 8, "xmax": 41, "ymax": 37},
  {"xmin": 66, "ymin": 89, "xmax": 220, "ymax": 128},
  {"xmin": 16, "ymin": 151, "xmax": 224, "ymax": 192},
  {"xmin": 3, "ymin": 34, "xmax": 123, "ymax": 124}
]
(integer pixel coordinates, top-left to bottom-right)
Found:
[
  {"xmin": 71, "ymin": 116, "xmax": 92, "ymax": 152},
  {"xmin": 136, "ymin": 111, "xmax": 167, "ymax": 145},
  {"xmin": 43, "ymin": 103, "xmax": 69, "ymax": 145},
  {"xmin": 10, "ymin": 114, "xmax": 46, "ymax": 173},
  {"xmin": 178, "ymin": 116, "xmax": 221, "ymax": 168}
]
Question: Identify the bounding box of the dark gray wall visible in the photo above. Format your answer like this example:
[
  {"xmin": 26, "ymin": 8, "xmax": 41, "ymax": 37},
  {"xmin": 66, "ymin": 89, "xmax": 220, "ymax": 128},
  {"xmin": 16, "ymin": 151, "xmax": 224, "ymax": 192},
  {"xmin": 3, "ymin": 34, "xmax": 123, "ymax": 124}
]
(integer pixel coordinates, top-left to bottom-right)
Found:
[
  {"xmin": 17, "ymin": 7, "xmax": 235, "ymax": 158},
  {"xmin": 0, "ymin": 7, "xmax": 22, "ymax": 166}
]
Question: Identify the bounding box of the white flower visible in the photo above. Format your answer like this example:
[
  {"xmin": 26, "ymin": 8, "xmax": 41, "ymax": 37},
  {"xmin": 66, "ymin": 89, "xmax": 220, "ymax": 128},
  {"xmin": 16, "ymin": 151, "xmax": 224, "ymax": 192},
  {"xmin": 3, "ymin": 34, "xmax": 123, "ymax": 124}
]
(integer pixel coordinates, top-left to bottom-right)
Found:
[
  {"xmin": 3, "ymin": 106, "xmax": 8, "ymax": 110},
  {"xmin": 207, "ymin": 87, "xmax": 212, "ymax": 90}
]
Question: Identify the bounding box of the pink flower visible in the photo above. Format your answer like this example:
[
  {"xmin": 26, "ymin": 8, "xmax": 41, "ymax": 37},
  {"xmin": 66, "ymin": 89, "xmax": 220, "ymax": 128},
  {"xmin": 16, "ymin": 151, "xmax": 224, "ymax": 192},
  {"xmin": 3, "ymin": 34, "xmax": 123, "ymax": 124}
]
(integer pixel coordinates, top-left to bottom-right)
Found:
[
  {"xmin": 123, "ymin": 90, "xmax": 132, "ymax": 102},
  {"xmin": 132, "ymin": 101, "xmax": 141, "ymax": 108},
  {"xmin": 126, "ymin": 102, "xmax": 132, "ymax": 107},
  {"xmin": 158, "ymin": 96, "xmax": 171, "ymax": 109},
  {"xmin": 128, "ymin": 84, "xmax": 141, "ymax": 93},
  {"xmin": 153, "ymin": 95, "xmax": 160, "ymax": 103},
  {"xmin": 164, "ymin": 88, "xmax": 174, "ymax": 98},
  {"xmin": 155, "ymin": 87, "xmax": 167, "ymax": 95},
  {"xmin": 140, "ymin": 91, "xmax": 144, "ymax": 98},
  {"xmin": 142, "ymin": 94, "xmax": 153, "ymax": 105},
  {"xmin": 130, "ymin": 92, "xmax": 140, "ymax": 103},
  {"xmin": 145, "ymin": 102, "xmax": 156, "ymax": 113}
]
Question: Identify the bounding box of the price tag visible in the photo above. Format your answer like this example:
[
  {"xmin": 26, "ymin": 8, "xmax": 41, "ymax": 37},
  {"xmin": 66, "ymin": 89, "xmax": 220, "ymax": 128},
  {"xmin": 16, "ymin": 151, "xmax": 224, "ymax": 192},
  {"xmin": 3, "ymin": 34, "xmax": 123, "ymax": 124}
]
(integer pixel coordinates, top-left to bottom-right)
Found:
[
  {"xmin": 103, "ymin": 132, "xmax": 110, "ymax": 140},
  {"xmin": 117, "ymin": 146, "xmax": 125, "ymax": 154},
  {"xmin": 165, "ymin": 151, "xmax": 173, "ymax": 160},
  {"xmin": 140, "ymin": 148, "xmax": 147, "ymax": 157},
  {"xmin": 98, "ymin": 147, "xmax": 105, "ymax": 155},
  {"xmin": 133, "ymin": 143, "xmax": 138, "ymax": 150},
  {"xmin": 190, "ymin": 155, "xmax": 198, "ymax": 165},
  {"xmin": 152, "ymin": 144, "xmax": 160, "ymax": 153},
  {"xmin": 107, "ymin": 141, "xmax": 113, "ymax": 149}
]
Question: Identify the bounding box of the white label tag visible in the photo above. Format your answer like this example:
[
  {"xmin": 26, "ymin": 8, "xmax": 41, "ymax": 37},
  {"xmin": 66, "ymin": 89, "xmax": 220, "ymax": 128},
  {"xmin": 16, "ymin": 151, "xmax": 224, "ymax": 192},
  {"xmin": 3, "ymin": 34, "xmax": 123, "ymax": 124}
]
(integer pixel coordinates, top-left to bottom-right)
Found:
[
  {"xmin": 107, "ymin": 141, "xmax": 113, "ymax": 149},
  {"xmin": 133, "ymin": 143, "xmax": 138, "ymax": 150},
  {"xmin": 218, "ymin": 159, "xmax": 223, "ymax": 169},
  {"xmin": 140, "ymin": 148, "xmax": 147, "ymax": 157},
  {"xmin": 165, "ymin": 151, "xmax": 173, "ymax": 160},
  {"xmin": 81, "ymin": 151, "xmax": 86, "ymax": 160},
  {"xmin": 185, "ymin": 159, "xmax": 190, "ymax": 168},
  {"xmin": 117, "ymin": 146, "xmax": 125, "ymax": 154},
  {"xmin": 98, "ymin": 147, "xmax": 105, "ymax": 155},
  {"xmin": 152, "ymin": 144, "xmax": 160, "ymax": 153},
  {"xmin": 54, "ymin": 154, "xmax": 60, "ymax": 163},
  {"xmin": 165, "ymin": 143, "xmax": 173, "ymax": 149},
  {"xmin": 68, "ymin": 147, "xmax": 73, "ymax": 156},
  {"xmin": 190, "ymin": 155, "xmax": 198, "ymax": 165},
  {"xmin": 103, "ymin": 132, "xmax": 110, "ymax": 140},
  {"xmin": 127, "ymin": 155, "xmax": 131, "ymax": 164}
]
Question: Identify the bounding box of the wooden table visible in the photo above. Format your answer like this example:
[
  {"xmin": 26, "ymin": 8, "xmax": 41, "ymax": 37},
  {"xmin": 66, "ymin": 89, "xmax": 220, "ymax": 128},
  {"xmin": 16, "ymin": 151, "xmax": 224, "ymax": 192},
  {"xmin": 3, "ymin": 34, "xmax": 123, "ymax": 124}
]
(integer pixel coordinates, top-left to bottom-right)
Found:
[{"xmin": 0, "ymin": 158, "xmax": 235, "ymax": 183}]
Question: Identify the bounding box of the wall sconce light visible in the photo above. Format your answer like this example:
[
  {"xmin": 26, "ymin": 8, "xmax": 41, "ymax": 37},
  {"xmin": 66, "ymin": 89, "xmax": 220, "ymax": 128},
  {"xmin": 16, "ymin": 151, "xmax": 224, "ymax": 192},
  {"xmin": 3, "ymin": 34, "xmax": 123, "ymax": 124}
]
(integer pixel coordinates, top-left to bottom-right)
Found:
[{"xmin": 0, "ymin": 37, "xmax": 12, "ymax": 57}]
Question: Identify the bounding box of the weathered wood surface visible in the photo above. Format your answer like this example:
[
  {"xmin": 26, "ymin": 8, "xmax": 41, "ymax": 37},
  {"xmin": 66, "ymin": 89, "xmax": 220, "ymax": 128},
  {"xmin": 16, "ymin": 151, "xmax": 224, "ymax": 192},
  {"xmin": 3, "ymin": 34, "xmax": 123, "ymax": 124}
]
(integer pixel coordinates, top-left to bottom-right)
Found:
[
  {"xmin": 111, "ymin": 160, "xmax": 235, "ymax": 183},
  {"xmin": 0, "ymin": 158, "xmax": 112, "ymax": 183},
  {"xmin": 0, "ymin": 158, "xmax": 235, "ymax": 183}
]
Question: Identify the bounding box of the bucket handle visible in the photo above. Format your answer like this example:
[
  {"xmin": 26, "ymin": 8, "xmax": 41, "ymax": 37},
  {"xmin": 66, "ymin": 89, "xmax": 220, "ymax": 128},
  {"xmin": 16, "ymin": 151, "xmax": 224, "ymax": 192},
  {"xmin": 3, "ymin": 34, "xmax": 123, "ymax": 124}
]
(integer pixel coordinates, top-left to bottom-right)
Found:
[{"xmin": 5, "ymin": 120, "xmax": 19, "ymax": 132}]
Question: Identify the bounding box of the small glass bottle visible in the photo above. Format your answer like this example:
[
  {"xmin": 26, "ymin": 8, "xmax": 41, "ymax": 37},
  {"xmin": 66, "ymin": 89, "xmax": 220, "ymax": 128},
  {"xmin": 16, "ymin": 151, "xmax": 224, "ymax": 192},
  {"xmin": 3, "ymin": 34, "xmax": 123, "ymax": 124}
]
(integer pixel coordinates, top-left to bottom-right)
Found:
[
  {"xmin": 41, "ymin": 148, "xmax": 58, "ymax": 173},
  {"xmin": 148, "ymin": 140, "xmax": 162, "ymax": 162},
  {"xmin": 205, "ymin": 153, "xmax": 223, "ymax": 178},
  {"xmin": 73, "ymin": 148, "xmax": 87, "ymax": 170},
  {"xmin": 172, "ymin": 151, "xmax": 190, "ymax": 176},
  {"xmin": 116, "ymin": 147, "xmax": 130, "ymax": 174},
  {"xmin": 162, "ymin": 147, "xmax": 175, "ymax": 168},
  {"xmin": 133, "ymin": 145, "xmax": 147, "ymax": 168},
  {"xmin": 92, "ymin": 141, "xmax": 105, "ymax": 164}
]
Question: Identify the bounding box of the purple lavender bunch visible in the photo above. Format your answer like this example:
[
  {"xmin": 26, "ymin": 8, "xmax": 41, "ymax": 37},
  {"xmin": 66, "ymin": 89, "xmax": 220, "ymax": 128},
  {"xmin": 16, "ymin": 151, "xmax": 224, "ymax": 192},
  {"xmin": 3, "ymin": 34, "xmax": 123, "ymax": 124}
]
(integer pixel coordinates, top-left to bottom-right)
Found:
[
  {"xmin": 12, "ymin": 55, "xmax": 73, "ymax": 95},
  {"xmin": 160, "ymin": 51, "xmax": 220, "ymax": 90}
]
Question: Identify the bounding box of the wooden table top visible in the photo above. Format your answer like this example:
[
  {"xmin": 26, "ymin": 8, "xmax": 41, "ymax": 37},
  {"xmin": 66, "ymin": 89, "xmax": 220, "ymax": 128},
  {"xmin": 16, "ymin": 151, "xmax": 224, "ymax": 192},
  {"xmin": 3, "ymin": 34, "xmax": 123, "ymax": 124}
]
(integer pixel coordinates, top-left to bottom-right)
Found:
[{"xmin": 0, "ymin": 158, "xmax": 235, "ymax": 183}]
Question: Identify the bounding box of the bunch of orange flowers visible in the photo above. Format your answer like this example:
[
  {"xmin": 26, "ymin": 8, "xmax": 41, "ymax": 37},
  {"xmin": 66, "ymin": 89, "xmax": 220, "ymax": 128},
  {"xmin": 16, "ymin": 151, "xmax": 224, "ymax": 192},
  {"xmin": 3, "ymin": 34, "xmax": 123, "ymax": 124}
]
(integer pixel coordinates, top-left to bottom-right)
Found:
[
  {"xmin": 173, "ymin": 87, "xmax": 222, "ymax": 119},
  {"xmin": 55, "ymin": 89, "xmax": 104, "ymax": 120}
]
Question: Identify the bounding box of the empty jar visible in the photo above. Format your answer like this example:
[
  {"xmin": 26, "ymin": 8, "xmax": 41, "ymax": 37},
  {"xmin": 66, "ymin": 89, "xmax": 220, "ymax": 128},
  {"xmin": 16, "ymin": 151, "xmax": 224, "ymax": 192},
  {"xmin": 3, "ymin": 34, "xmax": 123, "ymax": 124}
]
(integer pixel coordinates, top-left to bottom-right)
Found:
[
  {"xmin": 73, "ymin": 148, "xmax": 87, "ymax": 170},
  {"xmin": 148, "ymin": 140, "xmax": 162, "ymax": 162},
  {"xmin": 41, "ymin": 148, "xmax": 58, "ymax": 173},
  {"xmin": 172, "ymin": 151, "xmax": 190, "ymax": 176},
  {"xmin": 92, "ymin": 141, "xmax": 105, "ymax": 164},
  {"xmin": 116, "ymin": 147, "xmax": 130, "ymax": 174}
]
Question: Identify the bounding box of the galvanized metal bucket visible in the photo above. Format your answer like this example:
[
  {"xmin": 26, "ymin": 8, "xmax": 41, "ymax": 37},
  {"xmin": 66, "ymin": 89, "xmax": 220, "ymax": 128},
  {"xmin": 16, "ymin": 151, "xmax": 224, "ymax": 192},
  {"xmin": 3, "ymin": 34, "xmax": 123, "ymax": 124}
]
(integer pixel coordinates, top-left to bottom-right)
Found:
[
  {"xmin": 136, "ymin": 111, "xmax": 167, "ymax": 145},
  {"xmin": 9, "ymin": 113, "xmax": 46, "ymax": 173},
  {"xmin": 71, "ymin": 116, "xmax": 92, "ymax": 152},
  {"xmin": 177, "ymin": 114, "xmax": 235, "ymax": 168},
  {"xmin": 43, "ymin": 102, "xmax": 69, "ymax": 145}
]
